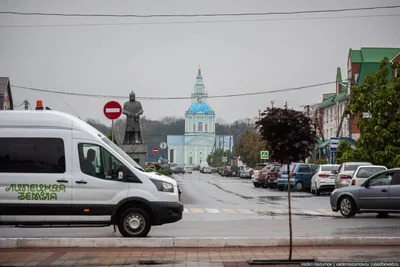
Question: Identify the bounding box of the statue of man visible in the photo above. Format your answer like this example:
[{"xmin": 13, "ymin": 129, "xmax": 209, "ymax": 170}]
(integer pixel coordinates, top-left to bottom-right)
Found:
[{"xmin": 122, "ymin": 91, "xmax": 144, "ymax": 144}]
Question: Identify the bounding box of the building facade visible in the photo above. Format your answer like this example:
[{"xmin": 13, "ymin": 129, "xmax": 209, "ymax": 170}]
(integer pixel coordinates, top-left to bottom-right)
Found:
[{"xmin": 167, "ymin": 67, "xmax": 233, "ymax": 167}]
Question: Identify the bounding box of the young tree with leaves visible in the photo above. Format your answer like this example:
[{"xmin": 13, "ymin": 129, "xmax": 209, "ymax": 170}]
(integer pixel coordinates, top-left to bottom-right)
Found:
[
  {"xmin": 234, "ymin": 131, "xmax": 267, "ymax": 167},
  {"xmin": 256, "ymin": 107, "xmax": 317, "ymax": 260},
  {"xmin": 346, "ymin": 59, "xmax": 400, "ymax": 167}
]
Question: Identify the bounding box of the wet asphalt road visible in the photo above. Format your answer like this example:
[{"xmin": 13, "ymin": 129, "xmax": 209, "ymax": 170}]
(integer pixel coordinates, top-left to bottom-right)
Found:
[{"xmin": 0, "ymin": 171, "xmax": 399, "ymax": 238}]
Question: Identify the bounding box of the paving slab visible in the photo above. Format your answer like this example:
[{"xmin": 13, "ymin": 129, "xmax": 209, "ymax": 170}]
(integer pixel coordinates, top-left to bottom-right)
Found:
[{"xmin": 1, "ymin": 246, "xmax": 400, "ymax": 266}]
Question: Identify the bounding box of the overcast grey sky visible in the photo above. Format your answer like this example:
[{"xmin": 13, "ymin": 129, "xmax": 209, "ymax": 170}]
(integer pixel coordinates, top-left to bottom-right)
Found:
[{"xmin": 0, "ymin": 0, "xmax": 399, "ymax": 125}]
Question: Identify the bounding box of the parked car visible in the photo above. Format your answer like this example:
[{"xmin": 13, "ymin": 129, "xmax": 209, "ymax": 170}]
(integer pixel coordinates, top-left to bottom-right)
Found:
[
  {"xmin": 251, "ymin": 163, "xmax": 268, "ymax": 187},
  {"xmin": 330, "ymin": 168, "xmax": 400, "ymax": 217},
  {"xmin": 201, "ymin": 166, "xmax": 212, "ymax": 174},
  {"xmin": 310, "ymin": 164, "xmax": 340, "ymax": 195},
  {"xmin": 172, "ymin": 167, "xmax": 185, "ymax": 174},
  {"xmin": 350, "ymin": 165, "xmax": 387, "ymax": 186},
  {"xmin": 258, "ymin": 164, "xmax": 282, "ymax": 188},
  {"xmin": 265, "ymin": 165, "xmax": 282, "ymax": 189},
  {"xmin": 276, "ymin": 163, "xmax": 318, "ymax": 191},
  {"xmin": 240, "ymin": 167, "xmax": 253, "ymax": 179},
  {"xmin": 184, "ymin": 166, "xmax": 193, "ymax": 174},
  {"xmin": 222, "ymin": 166, "xmax": 233, "ymax": 176},
  {"xmin": 332, "ymin": 162, "xmax": 372, "ymax": 189}
]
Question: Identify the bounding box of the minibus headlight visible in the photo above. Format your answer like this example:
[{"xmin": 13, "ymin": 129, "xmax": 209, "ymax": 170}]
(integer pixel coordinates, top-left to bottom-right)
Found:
[{"xmin": 150, "ymin": 179, "xmax": 174, "ymax": 193}]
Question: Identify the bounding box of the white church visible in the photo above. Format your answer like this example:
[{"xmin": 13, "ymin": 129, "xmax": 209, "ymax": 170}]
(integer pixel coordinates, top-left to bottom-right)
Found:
[{"xmin": 167, "ymin": 67, "xmax": 233, "ymax": 167}]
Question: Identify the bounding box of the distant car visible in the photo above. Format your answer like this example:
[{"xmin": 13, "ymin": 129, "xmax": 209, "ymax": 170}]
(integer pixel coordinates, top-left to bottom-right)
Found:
[
  {"xmin": 350, "ymin": 165, "xmax": 387, "ymax": 186},
  {"xmin": 276, "ymin": 163, "xmax": 318, "ymax": 191},
  {"xmin": 172, "ymin": 167, "xmax": 185, "ymax": 174},
  {"xmin": 251, "ymin": 163, "xmax": 268, "ymax": 187},
  {"xmin": 332, "ymin": 162, "xmax": 372, "ymax": 189},
  {"xmin": 202, "ymin": 166, "xmax": 212, "ymax": 174},
  {"xmin": 265, "ymin": 165, "xmax": 282, "ymax": 189},
  {"xmin": 258, "ymin": 164, "xmax": 282, "ymax": 188},
  {"xmin": 330, "ymin": 168, "xmax": 400, "ymax": 217},
  {"xmin": 310, "ymin": 164, "xmax": 340, "ymax": 195},
  {"xmin": 184, "ymin": 166, "xmax": 193, "ymax": 174},
  {"xmin": 240, "ymin": 167, "xmax": 253, "ymax": 179},
  {"xmin": 221, "ymin": 166, "xmax": 233, "ymax": 176}
]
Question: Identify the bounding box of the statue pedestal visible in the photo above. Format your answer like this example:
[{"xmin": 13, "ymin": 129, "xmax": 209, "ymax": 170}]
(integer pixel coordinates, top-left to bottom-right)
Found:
[{"xmin": 120, "ymin": 143, "xmax": 148, "ymax": 169}]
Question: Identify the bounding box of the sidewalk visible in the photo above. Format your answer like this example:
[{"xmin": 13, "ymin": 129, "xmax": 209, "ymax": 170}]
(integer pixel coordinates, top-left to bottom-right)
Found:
[{"xmin": 1, "ymin": 246, "xmax": 400, "ymax": 267}]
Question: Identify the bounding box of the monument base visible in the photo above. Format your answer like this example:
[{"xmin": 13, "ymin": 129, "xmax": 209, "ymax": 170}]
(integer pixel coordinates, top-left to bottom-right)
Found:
[{"xmin": 120, "ymin": 143, "xmax": 148, "ymax": 169}]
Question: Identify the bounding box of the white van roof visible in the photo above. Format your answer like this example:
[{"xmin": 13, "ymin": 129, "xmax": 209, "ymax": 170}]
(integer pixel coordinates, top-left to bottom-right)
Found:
[{"xmin": 0, "ymin": 110, "xmax": 104, "ymax": 138}]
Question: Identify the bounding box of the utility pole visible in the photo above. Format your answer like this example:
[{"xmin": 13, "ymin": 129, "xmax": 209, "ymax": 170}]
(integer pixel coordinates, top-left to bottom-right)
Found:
[
  {"xmin": 271, "ymin": 101, "xmax": 274, "ymax": 108},
  {"xmin": 258, "ymin": 109, "xmax": 261, "ymax": 120}
]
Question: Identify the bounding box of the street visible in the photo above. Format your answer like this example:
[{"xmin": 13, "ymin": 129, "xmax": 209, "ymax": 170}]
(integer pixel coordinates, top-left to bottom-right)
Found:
[{"xmin": 1, "ymin": 171, "xmax": 400, "ymax": 238}]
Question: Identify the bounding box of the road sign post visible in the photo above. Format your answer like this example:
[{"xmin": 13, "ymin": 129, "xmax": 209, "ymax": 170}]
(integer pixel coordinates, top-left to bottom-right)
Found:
[
  {"xmin": 104, "ymin": 101, "xmax": 122, "ymax": 143},
  {"xmin": 260, "ymin": 150, "xmax": 269, "ymax": 160}
]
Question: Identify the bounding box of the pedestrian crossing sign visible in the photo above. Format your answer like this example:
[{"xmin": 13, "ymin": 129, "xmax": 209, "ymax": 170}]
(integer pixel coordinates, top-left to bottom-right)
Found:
[{"xmin": 260, "ymin": 150, "xmax": 269, "ymax": 160}]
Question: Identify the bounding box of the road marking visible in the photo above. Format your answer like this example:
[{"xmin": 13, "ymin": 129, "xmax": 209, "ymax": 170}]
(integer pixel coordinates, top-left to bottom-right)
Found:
[
  {"xmin": 190, "ymin": 208, "xmax": 205, "ymax": 213},
  {"xmin": 183, "ymin": 208, "xmax": 189, "ymax": 213},
  {"xmin": 237, "ymin": 209, "xmax": 254, "ymax": 214},
  {"xmin": 205, "ymin": 208, "xmax": 221, "ymax": 213},
  {"xmin": 222, "ymin": 209, "xmax": 237, "ymax": 214}
]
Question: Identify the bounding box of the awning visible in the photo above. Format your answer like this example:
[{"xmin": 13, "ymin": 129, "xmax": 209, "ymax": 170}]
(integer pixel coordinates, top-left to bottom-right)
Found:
[{"xmin": 318, "ymin": 139, "xmax": 330, "ymax": 149}]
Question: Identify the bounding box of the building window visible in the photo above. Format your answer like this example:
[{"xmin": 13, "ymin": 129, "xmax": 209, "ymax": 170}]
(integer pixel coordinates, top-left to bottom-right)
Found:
[
  {"xmin": 170, "ymin": 149, "xmax": 174, "ymax": 163},
  {"xmin": 0, "ymin": 137, "xmax": 65, "ymax": 173},
  {"xmin": 340, "ymin": 104, "xmax": 343, "ymax": 116},
  {"xmin": 330, "ymin": 128, "xmax": 333, "ymax": 137},
  {"xmin": 198, "ymin": 122, "xmax": 203, "ymax": 132},
  {"xmin": 330, "ymin": 108, "xmax": 333, "ymax": 122},
  {"xmin": 193, "ymin": 124, "xmax": 196, "ymax": 132},
  {"xmin": 189, "ymin": 157, "xmax": 193, "ymax": 165},
  {"xmin": 204, "ymin": 124, "xmax": 208, "ymax": 132}
]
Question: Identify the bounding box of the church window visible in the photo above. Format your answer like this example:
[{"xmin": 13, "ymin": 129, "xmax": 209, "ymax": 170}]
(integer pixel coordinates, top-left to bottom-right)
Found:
[
  {"xmin": 189, "ymin": 157, "xmax": 193, "ymax": 164},
  {"xmin": 193, "ymin": 124, "xmax": 196, "ymax": 132},
  {"xmin": 204, "ymin": 124, "xmax": 208, "ymax": 132},
  {"xmin": 198, "ymin": 122, "xmax": 203, "ymax": 132}
]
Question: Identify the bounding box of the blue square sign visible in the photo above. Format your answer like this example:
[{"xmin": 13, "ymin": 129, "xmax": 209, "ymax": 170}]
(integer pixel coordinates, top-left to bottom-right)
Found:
[{"xmin": 260, "ymin": 150, "xmax": 269, "ymax": 160}]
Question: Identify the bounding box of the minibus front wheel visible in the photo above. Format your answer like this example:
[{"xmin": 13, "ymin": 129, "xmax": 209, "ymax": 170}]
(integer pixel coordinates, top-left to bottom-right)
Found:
[{"xmin": 118, "ymin": 207, "xmax": 152, "ymax": 237}]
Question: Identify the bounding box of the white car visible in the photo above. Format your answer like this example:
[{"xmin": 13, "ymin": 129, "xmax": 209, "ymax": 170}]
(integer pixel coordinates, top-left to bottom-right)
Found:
[
  {"xmin": 311, "ymin": 164, "xmax": 340, "ymax": 195},
  {"xmin": 202, "ymin": 167, "xmax": 212, "ymax": 174},
  {"xmin": 350, "ymin": 165, "xmax": 387, "ymax": 186}
]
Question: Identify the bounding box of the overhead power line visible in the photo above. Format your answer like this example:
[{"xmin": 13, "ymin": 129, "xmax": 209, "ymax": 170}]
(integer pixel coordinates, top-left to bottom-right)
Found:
[
  {"xmin": 0, "ymin": 5, "xmax": 399, "ymax": 18},
  {"xmin": 11, "ymin": 81, "xmax": 336, "ymax": 100},
  {"xmin": 1, "ymin": 13, "xmax": 398, "ymax": 28}
]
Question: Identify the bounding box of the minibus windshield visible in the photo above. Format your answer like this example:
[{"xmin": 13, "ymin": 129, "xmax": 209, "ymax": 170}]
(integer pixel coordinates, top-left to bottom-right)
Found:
[{"xmin": 101, "ymin": 137, "xmax": 146, "ymax": 172}]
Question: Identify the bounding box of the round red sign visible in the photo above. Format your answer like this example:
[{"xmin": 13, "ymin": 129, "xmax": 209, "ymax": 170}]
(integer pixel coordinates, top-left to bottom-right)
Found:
[
  {"xmin": 103, "ymin": 101, "xmax": 122, "ymax": 120},
  {"xmin": 152, "ymin": 147, "xmax": 159, "ymax": 154}
]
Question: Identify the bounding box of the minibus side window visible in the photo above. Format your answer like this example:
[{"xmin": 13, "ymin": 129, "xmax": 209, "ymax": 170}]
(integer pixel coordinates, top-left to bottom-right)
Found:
[{"xmin": 78, "ymin": 143, "xmax": 129, "ymax": 181}]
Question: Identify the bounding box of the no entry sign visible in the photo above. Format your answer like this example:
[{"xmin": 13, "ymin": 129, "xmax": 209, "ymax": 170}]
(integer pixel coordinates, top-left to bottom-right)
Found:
[
  {"xmin": 104, "ymin": 101, "xmax": 122, "ymax": 120},
  {"xmin": 153, "ymin": 147, "xmax": 159, "ymax": 155}
]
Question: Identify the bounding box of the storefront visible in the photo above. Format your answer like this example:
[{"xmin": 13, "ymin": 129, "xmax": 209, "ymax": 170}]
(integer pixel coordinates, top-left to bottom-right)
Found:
[{"xmin": 0, "ymin": 77, "xmax": 13, "ymax": 110}]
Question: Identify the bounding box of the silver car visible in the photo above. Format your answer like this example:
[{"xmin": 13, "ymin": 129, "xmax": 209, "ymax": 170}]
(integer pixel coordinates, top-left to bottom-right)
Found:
[
  {"xmin": 332, "ymin": 162, "xmax": 372, "ymax": 189},
  {"xmin": 330, "ymin": 168, "xmax": 400, "ymax": 217}
]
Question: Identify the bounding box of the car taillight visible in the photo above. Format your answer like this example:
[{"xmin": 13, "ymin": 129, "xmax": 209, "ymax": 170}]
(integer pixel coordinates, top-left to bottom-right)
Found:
[
  {"xmin": 290, "ymin": 172, "xmax": 296, "ymax": 177},
  {"xmin": 318, "ymin": 174, "xmax": 329, "ymax": 178},
  {"xmin": 277, "ymin": 173, "xmax": 281, "ymax": 177},
  {"xmin": 340, "ymin": 174, "xmax": 349, "ymax": 179},
  {"xmin": 351, "ymin": 180, "xmax": 356, "ymax": 186}
]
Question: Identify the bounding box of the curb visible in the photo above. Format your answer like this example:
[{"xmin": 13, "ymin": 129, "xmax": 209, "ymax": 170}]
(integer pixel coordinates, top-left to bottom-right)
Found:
[{"xmin": 1, "ymin": 237, "xmax": 400, "ymax": 248}]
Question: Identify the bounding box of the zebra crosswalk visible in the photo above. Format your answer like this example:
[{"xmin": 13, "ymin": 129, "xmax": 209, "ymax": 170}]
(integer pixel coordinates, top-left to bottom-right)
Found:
[{"xmin": 182, "ymin": 208, "xmax": 339, "ymax": 217}]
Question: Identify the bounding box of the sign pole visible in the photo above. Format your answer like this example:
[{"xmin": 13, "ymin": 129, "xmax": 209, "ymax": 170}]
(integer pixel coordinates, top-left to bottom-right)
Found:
[{"xmin": 111, "ymin": 120, "xmax": 114, "ymax": 143}]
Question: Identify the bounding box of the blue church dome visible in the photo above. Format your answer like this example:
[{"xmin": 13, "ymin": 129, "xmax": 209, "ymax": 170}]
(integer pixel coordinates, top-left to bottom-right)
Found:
[{"xmin": 189, "ymin": 102, "xmax": 212, "ymax": 115}]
